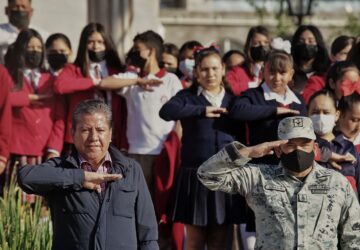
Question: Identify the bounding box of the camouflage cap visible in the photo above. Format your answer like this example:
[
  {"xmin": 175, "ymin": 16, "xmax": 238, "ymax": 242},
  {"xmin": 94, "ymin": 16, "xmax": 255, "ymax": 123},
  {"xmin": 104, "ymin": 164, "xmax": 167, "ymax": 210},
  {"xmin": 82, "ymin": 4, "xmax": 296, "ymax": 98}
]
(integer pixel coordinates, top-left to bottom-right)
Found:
[{"xmin": 278, "ymin": 116, "xmax": 316, "ymax": 140}]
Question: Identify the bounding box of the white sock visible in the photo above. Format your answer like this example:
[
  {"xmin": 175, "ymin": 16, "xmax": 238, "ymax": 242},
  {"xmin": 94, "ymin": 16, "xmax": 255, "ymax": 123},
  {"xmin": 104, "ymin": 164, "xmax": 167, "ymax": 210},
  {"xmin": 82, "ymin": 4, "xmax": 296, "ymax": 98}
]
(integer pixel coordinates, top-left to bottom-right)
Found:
[{"xmin": 239, "ymin": 224, "xmax": 256, "ymax": 250}]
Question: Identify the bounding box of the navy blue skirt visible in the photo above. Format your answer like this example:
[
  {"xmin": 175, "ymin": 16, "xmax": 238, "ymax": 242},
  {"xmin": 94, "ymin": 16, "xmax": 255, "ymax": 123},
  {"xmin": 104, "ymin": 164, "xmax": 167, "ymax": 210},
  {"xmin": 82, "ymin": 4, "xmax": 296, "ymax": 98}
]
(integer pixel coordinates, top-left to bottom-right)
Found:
[{"xmin": 170, "ymin": 166, "xmax": 246, "ymax": 226}]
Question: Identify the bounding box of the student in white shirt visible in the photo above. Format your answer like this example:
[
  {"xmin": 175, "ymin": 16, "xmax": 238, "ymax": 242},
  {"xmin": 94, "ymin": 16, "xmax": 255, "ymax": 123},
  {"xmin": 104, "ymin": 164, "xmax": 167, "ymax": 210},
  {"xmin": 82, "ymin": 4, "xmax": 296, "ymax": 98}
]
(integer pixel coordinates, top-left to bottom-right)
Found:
[{"xmin": 99, "ymin": 30, "xmax": 183, "ymax": 193}]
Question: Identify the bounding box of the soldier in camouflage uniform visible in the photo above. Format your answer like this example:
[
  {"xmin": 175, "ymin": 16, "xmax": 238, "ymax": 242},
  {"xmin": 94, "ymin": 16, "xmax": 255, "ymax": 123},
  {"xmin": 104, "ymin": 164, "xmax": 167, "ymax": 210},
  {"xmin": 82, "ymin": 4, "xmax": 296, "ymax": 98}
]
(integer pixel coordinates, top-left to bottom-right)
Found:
[{"xmin": 197, "ymin": 116, "xmax": 360, "ymax": 249}]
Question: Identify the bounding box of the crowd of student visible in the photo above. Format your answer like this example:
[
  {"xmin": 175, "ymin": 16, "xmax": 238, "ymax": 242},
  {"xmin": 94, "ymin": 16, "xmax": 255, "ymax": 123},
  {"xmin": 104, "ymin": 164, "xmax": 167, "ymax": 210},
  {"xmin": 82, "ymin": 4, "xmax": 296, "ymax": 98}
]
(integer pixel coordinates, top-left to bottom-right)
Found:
[{"xmin": 1, "ymin": 0, "xmax": 360, "ymax": 249}]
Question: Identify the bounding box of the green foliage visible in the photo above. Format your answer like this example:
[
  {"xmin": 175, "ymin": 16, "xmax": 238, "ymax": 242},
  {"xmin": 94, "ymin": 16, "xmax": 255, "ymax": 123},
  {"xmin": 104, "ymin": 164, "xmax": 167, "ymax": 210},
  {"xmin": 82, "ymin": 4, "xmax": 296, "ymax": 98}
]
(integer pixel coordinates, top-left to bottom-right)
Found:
[
  {"xmin": 343, "ymin": 13, "xmax": 360, "ymax": 37},
  {"xmin": 274, "ymin": 14, "xmax": 295, "ymax": 39},
  {"xmin": 0, "ymin": 175, "xmax": 52, "ymax": 250},
  {"xmin": 244, "ymin": 0, "xmax": 269, "ymax": 24}
]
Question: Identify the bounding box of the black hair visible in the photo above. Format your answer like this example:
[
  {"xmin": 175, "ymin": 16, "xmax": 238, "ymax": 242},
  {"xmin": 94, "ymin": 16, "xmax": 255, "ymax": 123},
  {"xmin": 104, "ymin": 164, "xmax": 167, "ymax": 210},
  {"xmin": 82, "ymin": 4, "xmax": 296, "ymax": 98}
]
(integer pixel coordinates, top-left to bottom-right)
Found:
[
  {"xmin": 133, "ymin": 30, "xmax": 164, "ymax": 67},
  {"xmin": 308, "ymin": 89, "xmax": 337, "ymax": 111},
  {"xmin": 222, "ymin": 49, "xmax": 245, "ymax": 64},
  {"xmin": 4, "ymin": 28, "xmax": 44, "ymax": 89},
  {"xmin": 330, "ymin": 35, "xmax": 354, "ymax": 56},
  {"xmin": 325, "ymin": 61, "xmax": 359, "ymax": 90},
  {"xmin": 163, "ymin": 43, "xmax": 179, "ymax": 58},
  {"xmin": 347, "ymin": 41, "xmax": 360, "ymax": 70},
  {"xmin": 178, "ymin": 40, "xmax": 202, "ymax": 60},
  {"xmin": 45, "ymin": 33, "xmax": 72, "ymax": 50},
  {"xmin": 242, "ymin": 26, "xmax": 270, "ymax": 76},
  {"xmin": 74, "ymin": 23, "xmax": 123, "ymax": 77},
  {"xmin": 338, "ymin": 93, "xmax": 360, "ymax": 116},
  {"xmin": 291, "ymin": 25, "xmax": 330, "ymax": 74},
  {"xmin": 244, "ymin": 26, "xmax": 270, "ymax": 61}
]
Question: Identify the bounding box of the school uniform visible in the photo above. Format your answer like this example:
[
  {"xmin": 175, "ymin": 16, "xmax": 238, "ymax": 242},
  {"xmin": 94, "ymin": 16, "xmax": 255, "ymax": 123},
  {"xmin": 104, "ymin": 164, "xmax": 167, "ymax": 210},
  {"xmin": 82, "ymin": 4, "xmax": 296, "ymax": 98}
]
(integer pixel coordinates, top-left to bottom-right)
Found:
[
  {"xmin": 225, "ymin": 64, "xmax": 262, "ymax": 96},
  {"xmin": 317, "ymin": 134, "xmax": 360, "ymax": 195},
  {"xmin": 9, "ymin": 70, "xmax": 64, "ymax": 157},
  {"xmin": 54, "ymin": 63, "xmax": 127, "ymax": 151},
  {"xmin": 159, "ymin": 86, "xmax": 245, "ymax": 226},
  {"xmin": 0, "ymin": 65, "xmax": 12, "ymax": 162},
  {"xmin": 113, "ymin": 68, "xmax": 182, "ymax": 192},
  {"xmin": 302, "ymin": 74, "xmax": 326, "ymax": 104},
  {"xmin": 230, "ymin": 83, "xmax": 307, "ymax": 163},
  {"xmin": 351, "ymin": 133, "xmax": 360, "ymax": 153}
]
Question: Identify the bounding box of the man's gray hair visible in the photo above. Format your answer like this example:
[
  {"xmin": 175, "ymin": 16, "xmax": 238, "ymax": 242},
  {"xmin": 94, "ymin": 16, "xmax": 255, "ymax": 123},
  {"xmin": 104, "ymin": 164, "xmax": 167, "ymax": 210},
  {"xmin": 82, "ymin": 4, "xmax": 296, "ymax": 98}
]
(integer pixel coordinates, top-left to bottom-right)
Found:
[{"xmin": 72, "ymin": 99, "xmax": 112, "ymax": 132}]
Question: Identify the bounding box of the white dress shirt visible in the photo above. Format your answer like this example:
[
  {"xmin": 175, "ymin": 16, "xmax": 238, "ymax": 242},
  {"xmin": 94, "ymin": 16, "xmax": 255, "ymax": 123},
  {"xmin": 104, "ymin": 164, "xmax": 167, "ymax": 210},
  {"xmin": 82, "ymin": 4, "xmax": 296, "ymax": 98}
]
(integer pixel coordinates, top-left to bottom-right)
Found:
[
  {"xmin": 262, "ymin": 82, "xmax": 301, "ymax": 106},
  {"xmin": 23, "ymin": 68, "xmax": 41, "ymax": 90},
  {"xmin": 197, "ymin": 86, "xmax": 225, "ymax": 107}
]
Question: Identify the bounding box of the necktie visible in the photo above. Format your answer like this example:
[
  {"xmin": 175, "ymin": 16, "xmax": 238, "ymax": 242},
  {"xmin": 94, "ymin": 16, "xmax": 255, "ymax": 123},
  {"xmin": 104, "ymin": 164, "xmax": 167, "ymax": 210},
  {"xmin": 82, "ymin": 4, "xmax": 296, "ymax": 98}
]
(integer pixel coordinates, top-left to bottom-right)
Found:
[
  {"xmin": 94, "ymin": 65, "xmax": 106, "ymax": 102},
  {"xmin": 29, "ymin": 70, "xmax": 38, "ymax": 93}
]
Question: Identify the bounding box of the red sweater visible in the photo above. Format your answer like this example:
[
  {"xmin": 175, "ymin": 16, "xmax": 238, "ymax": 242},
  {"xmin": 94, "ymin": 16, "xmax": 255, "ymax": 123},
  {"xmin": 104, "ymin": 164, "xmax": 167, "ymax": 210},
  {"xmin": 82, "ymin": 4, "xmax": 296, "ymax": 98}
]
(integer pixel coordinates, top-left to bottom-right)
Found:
[
  {"xmin": 54, "ymin": 64, "xmax": 128, "ymax": 150},
  {"xmin": 9, "ymin": 72, "xmax": 65, "ymax": 156},
  {"xmin": 0, "ymin": 65, "xmax": 12, "ymax": 161},
  {"xmin": 226, "ymin": 65, "xmax": 259, "ymax": 96},
  {"xmin": 302, "ymin": 75, "xmax": 326, "ymax": 104}
]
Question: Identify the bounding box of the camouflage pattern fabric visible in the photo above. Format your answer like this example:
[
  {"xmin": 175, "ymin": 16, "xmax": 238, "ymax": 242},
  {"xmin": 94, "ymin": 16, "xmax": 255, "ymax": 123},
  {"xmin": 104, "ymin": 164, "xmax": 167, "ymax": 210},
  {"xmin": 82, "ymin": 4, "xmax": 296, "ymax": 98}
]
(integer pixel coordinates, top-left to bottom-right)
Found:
[{"xmin": 197, "ymin": 142, "xmax": 360, "ymax": 250}]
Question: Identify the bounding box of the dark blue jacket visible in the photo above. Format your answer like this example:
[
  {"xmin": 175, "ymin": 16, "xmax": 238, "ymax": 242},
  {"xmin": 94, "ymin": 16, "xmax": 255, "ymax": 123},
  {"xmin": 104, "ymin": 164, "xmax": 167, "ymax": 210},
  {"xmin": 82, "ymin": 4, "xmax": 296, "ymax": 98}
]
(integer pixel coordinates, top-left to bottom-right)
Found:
[
  {"xmin": 229, "ymin": 86, "xmax": 307, "ymax": 164},
  {"xmin": 17, "ymin": 145, "xmax": 159, "ymax": 250},
  {"xmin": 159, "ymin": 87, "xmax": 239, "ymax": 167},
  {"xmin": 317, "ymin": 135, "xmax": 360, "ymax": 195}
]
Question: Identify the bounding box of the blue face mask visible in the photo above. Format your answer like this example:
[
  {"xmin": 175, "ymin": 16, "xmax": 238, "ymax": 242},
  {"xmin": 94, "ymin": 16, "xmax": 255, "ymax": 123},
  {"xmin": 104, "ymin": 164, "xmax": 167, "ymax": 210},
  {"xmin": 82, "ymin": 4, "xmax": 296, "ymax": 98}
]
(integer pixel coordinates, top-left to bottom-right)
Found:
[{"xmin": 179, "ymin": 59, "xmax": 195, "ymax": 80}]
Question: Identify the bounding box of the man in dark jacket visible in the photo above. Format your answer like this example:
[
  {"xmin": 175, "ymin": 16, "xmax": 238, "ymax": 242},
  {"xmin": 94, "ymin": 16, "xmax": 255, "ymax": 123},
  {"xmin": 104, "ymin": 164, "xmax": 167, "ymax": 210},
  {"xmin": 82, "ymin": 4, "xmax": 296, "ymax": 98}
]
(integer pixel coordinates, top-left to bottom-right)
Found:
[{"xmin": 17, "ymin": 99, "xmax": 159, "ymax": 250}]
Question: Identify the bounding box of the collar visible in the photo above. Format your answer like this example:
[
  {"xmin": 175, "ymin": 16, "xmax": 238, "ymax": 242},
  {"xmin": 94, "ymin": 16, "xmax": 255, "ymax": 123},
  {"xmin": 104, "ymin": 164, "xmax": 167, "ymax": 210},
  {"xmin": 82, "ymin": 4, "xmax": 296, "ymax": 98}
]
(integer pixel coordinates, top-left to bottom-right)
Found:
[
  {"xmin": 140, "ymin": 68, "xmax": 166, "ymax": 78},
  {"xmin": 89, "ymin": 60, "xmax": 107, "ymax": 70},
  {"xmin": 262, "ymin": 82, "xmax": 301, "ymax": 105},
  {"xmin": 23, "ymin": 68, "xmax": 41, "ymax": 80},
  {"xmin": 197, "ymin": 85, "xmax": 225, "ymax": 107},
  {"xmin": 196, "ymin": 85, "xmax": 224, "ymax": 96},
  {"xmin": 352, "ymin": 132, "xmax": 360, "ymax": 145},
  {"xmin": 78, "ymin": 151, "xmax": 112, "ymax": 169}
]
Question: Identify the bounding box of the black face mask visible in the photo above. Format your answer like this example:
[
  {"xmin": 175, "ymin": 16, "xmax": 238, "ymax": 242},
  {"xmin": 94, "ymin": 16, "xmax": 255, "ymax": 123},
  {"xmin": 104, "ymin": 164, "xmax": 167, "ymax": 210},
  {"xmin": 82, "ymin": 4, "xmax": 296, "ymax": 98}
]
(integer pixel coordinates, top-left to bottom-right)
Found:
[
  {"xmin": 128, "ymin": 50, "xmax": 147, "ymax": 69},
  {"xmin": 88, "ymin": 50, "xmax": 106, "ymax": 63},
  {"xmin": 250, "ymin": 46, "xmax": 269, "ymax": 62},
  {"xmin": 294, "ymin": 44, "xmax": 318, "ymax": 61},
  {"xmin": 25, "ymin": 51, "xmax": 42, "ymax": 69},
  {"xmin": 280, "ymin": 149, "xmax": 314, "ymax": 173},
  {"xmin": 9, "ymin": 10, "xmax": 30, "ymax": 30},
  {"xmin": 47, "ymin": 53, "xmax": 68, "ymax": 71},
  {"xmin": 166, "ymin": 67, "xmax": 177, "ymax": 74}
]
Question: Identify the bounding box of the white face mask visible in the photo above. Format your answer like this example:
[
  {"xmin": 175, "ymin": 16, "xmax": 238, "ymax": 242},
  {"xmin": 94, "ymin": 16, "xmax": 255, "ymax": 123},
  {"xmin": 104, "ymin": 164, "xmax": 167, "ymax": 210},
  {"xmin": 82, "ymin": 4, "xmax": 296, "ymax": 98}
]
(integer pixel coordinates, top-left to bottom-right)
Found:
[
  {"xmin": 310, "ymin": 114, "xmax": 336, "ymax": 135},
  {"xmin": 179, "ymin": 59, "xmax": 195, "ymax": 80}
]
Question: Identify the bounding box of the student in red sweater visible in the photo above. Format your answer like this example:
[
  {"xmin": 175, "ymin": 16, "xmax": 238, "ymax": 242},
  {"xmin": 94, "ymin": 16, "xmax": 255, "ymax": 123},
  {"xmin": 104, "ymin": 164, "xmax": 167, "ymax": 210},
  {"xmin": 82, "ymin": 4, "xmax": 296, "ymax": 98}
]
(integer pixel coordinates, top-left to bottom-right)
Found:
[
  {"xmin": 4, "ymin": 29, "xmax": 64, "ymax": 187},
  {"xmin": 302, "ymin": 35, "xmax": 355, "ymax": 104},
  {"xmin": 0, "ymin": 65, "xmax": 12, "ymax": 179},
  {"xmin": 290, "ymin": 25, "xmax": 330, "ymax": 94},
  {"xmin": 45, "ymin": 33, "xmax": 73, "ymax": 76},
  {"xmin": 226, "ymin": 26, "xmax": 271, "ymax": 96},
  {"xmin": 326, "ymin": 61, "xmax": 359, "ymax": 101},
  {"xmin": 53, "ymin": 23, "xmax": 127, "ymax": 153}
]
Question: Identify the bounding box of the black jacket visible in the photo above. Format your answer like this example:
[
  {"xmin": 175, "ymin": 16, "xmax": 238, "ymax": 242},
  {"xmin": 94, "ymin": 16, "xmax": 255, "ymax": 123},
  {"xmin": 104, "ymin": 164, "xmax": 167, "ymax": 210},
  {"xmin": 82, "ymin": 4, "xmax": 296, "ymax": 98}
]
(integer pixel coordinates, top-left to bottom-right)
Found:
[{"xmin": 17, "ymin": 145, "xmax": 159, "ymax": 250}]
